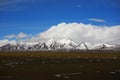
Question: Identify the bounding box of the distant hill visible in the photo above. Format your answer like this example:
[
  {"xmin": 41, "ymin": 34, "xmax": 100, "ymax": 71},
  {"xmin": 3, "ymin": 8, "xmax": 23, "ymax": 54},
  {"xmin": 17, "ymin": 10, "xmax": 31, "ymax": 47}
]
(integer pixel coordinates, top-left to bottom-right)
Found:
[{"xmin": 0, "ymin": 38, "xmax": 120, "ymax": 52}]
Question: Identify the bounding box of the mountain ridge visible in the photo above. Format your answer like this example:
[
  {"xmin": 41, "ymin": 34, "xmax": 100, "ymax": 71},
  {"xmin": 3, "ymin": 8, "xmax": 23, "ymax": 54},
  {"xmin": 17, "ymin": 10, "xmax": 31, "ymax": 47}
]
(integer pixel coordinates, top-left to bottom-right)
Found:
[{"xmin": 0, "ymin": 38, "xmax": 120, "ymax": 52}]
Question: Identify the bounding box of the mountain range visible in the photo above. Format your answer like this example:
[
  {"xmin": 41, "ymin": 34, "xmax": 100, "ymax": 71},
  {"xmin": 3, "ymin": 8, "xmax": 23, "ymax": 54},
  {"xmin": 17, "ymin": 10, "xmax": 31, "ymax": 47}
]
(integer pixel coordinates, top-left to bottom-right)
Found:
[{"xmin": 0, "ymin": 38, "xmax": 120, "ymax": 52}]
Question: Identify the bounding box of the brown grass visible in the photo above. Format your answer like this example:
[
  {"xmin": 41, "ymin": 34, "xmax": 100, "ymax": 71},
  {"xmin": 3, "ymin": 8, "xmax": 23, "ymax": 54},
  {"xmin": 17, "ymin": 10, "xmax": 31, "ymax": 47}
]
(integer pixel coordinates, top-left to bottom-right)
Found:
[{"xmin": 0, "ymin": 51, "xmax": 120, "ymax": 59}]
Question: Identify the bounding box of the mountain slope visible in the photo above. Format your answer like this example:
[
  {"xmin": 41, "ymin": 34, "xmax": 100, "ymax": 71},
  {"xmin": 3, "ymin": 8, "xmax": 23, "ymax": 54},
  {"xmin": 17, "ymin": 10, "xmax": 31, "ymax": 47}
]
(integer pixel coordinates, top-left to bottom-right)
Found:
[{"xmin": 0, "ymin": 38, "xmax": 119, "ymax": 51}]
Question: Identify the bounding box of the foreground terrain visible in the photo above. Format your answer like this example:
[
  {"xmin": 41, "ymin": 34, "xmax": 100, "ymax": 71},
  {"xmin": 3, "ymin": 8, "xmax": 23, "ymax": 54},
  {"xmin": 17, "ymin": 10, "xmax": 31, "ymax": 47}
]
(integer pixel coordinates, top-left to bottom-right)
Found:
[{"xmin": 0, "ymin": 51, "xmax": 120, "ymax": 80}]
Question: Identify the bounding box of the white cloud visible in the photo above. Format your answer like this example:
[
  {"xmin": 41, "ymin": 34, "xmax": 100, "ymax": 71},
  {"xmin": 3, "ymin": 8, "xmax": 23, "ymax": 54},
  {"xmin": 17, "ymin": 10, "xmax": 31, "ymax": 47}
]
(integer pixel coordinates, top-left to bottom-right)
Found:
[
  {"xmin": 0, "ymin": 39, "xmax": 16, "ymax": 47},
  {"xmin": 17, "ymin": 32, "xmax": 28, "ymax": 39},
  {"xmin": 32, "ymin": 22, "xmax": 120, "ymax": 44},
  {"xmin": 88, "ymin": 18, "xmax": 105, "ymax": 22},
  {"xmin": 4, "ymin": 34, "xmax": 16, "ymax": 39},
  {"xmin": 4, "ymin": 32, "xmax": 31, "ymax": 39},
  {"xmin": 3, "ymin": 23, "xmax": 120, "ymax": 44}
]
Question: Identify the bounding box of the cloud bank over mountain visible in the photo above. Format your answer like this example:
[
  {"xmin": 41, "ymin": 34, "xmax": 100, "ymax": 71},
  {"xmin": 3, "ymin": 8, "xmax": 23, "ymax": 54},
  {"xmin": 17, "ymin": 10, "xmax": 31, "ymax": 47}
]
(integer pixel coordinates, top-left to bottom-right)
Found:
[
  {"xmin": 33, "ymin": 22, "xmax": 120, "ymax": 44},
  {"xmin": 4, "ymin": 32, "xmax": 31, "ymax": 39},
  {"xmin": 3, "ymin": 22, "xmax": 120, "ymax": 44}
]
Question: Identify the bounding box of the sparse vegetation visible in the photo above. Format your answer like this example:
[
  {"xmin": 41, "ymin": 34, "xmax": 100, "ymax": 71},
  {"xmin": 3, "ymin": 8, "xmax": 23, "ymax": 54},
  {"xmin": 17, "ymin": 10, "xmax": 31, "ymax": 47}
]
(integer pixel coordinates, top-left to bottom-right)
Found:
[
  {"xmin": 0, "ymin": 51, "xmax": 120, "ymax": 58},
  {"xmin": 0, "ymin": 51, "xmax": 120, "ymax": 80}
]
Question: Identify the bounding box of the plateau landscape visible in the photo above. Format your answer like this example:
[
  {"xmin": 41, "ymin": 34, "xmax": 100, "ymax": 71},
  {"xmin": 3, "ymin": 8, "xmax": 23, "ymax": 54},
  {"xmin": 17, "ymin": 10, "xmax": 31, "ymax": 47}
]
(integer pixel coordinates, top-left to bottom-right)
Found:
[{"xmin": 0, "ymin": 0, "xmax": 120, "ymax": 80}]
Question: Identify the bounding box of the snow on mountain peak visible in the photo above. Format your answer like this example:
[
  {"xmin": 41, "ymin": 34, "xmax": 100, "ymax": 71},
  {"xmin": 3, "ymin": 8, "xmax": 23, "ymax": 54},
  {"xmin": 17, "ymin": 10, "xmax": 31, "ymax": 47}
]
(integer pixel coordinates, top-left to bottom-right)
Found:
[
  {"xmin": 0, "ymin": 38, "xmax": 119, "ymax": 51},
  {"xmin": 58, "ymin": 38, "xmax": 77, "ymax": 45},
  {"xmin": 0, "ymin": 39, "xmax": 17, "ymax": 47},
  {"xmin": 45, "ymin": 38, "xmax": 56, "ymax": 46}
]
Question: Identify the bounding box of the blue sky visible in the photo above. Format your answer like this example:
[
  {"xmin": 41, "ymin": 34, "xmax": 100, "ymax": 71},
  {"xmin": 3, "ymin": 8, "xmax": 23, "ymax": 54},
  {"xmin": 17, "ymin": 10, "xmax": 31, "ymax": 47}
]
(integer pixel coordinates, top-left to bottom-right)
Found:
[{"xmin": 0, "ymin": 0, "xmax": 120, "ymax": 40}]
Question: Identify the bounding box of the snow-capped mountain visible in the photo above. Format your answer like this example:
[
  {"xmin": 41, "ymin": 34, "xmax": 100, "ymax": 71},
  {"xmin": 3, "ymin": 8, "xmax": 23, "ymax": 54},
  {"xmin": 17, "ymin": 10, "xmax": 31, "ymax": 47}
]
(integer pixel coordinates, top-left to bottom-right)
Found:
[
  {"xmin": 0, "ymin": 38, "xmax": 119, "ymax": 52},
  {"xmin": 76, "ymin": 42, "xmax": 95, "ymax": 50},
  {"xmin": 29, "ymin": 38, "xmax": 78, "ymax": 51},
  {"xmin": 0, "ymin": 44, "xmax": 26, "ymax": 51},
  {"xmin": 0, "ymin": 39, "xmax": 16, "ymax": 47}
]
